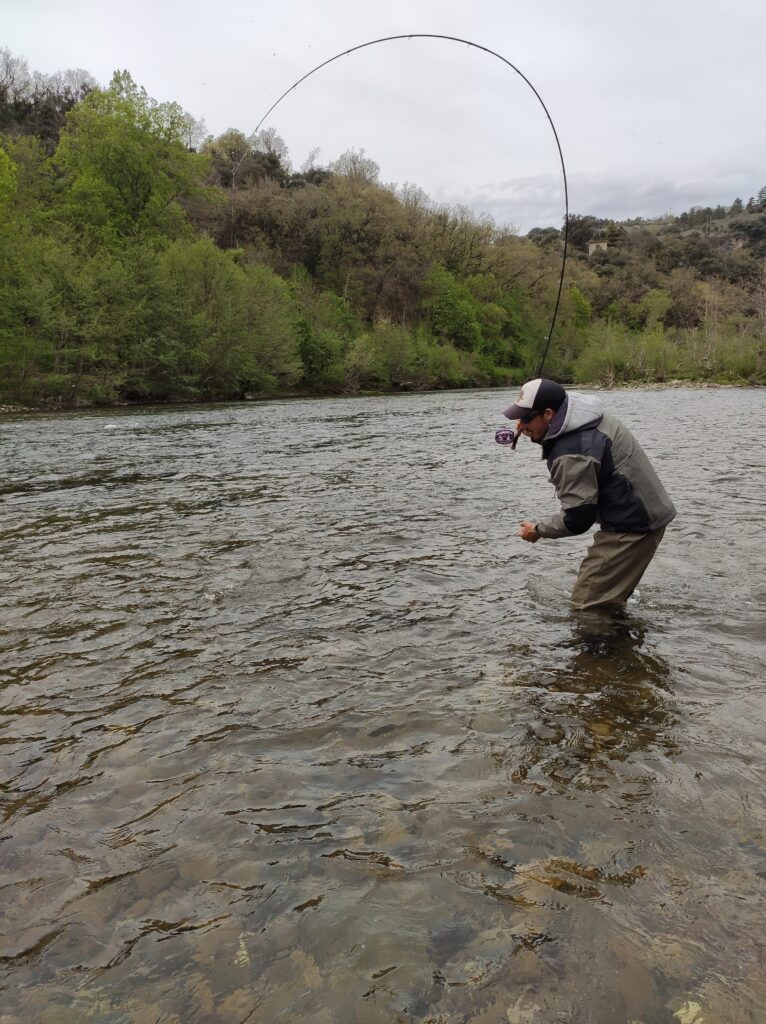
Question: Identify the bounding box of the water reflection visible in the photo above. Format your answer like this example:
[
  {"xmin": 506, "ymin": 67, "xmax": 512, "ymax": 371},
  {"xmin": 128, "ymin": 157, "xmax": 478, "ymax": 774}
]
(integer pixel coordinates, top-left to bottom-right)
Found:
[
  {"xmin": 509, "ymin": 611, "xmax": 678, "ymax": 796},
  {"xmin": 563, "ymin": 611, "xmax": 677, "ymax": 749}
]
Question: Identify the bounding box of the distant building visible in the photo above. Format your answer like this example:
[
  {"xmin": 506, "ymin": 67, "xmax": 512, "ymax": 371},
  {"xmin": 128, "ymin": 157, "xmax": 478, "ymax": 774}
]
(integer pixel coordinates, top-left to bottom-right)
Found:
[{"xmin": 588, "ymin": 239, "xmax": 609, "ymax": 256}]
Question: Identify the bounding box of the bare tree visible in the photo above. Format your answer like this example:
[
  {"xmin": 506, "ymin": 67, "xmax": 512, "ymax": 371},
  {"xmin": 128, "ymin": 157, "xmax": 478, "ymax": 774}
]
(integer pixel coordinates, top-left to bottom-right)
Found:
[
  {"xmin": 329, "ymin": 147, "xmax": 379, "ymax": 185},
  {"xmin": 252, "ymin": 127, "xmax": 291, "ymax": 171},
  {"xmin": 0, "ymin": 47, "xmax": 31, "ymax": 102},
  {"xmin": 301, "ymin": 146, "xmax": 321, "ymax": 174}
]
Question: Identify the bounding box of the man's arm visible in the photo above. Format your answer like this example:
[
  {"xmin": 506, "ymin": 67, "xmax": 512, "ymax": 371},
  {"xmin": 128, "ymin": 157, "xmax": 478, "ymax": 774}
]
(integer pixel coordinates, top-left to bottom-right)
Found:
[{"xmin": 535, "ymin": 453, "xmax": 600, "ymax": 539}]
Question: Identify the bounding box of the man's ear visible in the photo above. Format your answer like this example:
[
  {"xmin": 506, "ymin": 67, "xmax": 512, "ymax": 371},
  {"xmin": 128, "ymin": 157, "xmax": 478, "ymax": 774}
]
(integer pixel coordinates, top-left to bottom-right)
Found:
[{"xmin": 544, "ymin": 407, "xmax": 556, "ymax": 424}]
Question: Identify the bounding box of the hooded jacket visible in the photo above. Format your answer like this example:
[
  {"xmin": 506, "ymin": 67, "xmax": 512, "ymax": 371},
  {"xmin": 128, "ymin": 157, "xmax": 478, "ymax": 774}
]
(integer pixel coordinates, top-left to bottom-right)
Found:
[{"xmin": 535, "ymin": 391, "xmax": 677, "ymax": 539}]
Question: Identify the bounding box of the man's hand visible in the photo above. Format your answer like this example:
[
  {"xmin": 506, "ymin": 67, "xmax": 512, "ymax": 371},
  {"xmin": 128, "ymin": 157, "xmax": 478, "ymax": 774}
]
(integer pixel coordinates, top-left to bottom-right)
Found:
[{"xmin": 518, "ymin": 520, "xmax": 540, "ymax": 543}]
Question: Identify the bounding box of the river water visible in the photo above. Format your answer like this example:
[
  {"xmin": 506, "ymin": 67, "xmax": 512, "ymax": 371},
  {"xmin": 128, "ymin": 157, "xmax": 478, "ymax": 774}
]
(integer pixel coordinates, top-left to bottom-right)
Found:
[{"xmin": 1, "ymin": 387, "xmax": 765, "ymax": 1024}]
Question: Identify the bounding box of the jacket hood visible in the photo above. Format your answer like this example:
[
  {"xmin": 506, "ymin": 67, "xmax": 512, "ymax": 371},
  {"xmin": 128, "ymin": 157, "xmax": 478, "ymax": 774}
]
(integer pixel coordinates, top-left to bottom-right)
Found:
[{"xmin": 544, "ymin": 391, "xmax": 604, "ymax": 442}]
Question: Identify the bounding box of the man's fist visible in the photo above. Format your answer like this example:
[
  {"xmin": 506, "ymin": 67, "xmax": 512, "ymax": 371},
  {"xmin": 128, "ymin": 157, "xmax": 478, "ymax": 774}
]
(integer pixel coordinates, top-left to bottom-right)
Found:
[{"xmin": 518, "ymin": 520, "xmax": 540, "ymax": 543}]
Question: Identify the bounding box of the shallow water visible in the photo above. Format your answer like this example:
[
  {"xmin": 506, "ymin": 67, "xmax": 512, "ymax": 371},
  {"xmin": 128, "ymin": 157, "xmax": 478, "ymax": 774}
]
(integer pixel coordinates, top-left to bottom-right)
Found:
[{"xmin": 1, "ymin": 387, "xmax": 765, "ymax": 1023}]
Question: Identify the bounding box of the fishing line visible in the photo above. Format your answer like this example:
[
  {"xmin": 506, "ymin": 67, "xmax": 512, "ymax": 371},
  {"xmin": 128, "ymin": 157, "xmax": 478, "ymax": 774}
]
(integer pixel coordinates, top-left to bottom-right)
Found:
[{"xmin": 233, "ymin": 34, "xmax": 569, "ymax": 377}]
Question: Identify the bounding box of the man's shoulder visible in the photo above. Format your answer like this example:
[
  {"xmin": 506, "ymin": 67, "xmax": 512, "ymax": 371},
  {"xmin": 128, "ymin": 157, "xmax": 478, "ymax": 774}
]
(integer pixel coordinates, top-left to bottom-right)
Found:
[
  {"xmin": 545, "ymin": 421, "xmax": 607, "ymax": 460},
  {"xmin": 597, "ymin": 411, "xmax": 642, "ymax": 446},
  {"xmin": 598, "ymin": 411, "xmax": 625, "ymax": 432}
]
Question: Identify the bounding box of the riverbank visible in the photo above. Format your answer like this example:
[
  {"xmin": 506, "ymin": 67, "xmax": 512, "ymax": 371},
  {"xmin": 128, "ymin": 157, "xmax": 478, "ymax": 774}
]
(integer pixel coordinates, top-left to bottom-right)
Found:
[{"xmin": 1, "ymin": 378, "xmax": 759, "ymax": 417}]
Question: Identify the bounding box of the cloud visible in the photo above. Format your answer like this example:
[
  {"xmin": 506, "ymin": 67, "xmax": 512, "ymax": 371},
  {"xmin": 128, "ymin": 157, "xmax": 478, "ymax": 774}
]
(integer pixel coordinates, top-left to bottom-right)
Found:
[{"xmin": 434, "ymin": 167, "xmax": 766, "ymax": 233}]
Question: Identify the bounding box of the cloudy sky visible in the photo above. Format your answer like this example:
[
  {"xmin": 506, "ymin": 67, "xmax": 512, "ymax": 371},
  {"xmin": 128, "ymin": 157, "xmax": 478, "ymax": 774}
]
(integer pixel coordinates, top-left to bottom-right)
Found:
[{"xmin": 5, "ymin": 0, "xmax": 765, "ymax": 231}]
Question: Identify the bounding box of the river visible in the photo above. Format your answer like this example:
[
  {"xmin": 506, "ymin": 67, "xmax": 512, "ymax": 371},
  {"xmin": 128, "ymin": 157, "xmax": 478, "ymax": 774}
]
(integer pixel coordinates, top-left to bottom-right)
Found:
[{"xmin": 1, "ymin": 387, "xmax": 765, "ymax": 1023}]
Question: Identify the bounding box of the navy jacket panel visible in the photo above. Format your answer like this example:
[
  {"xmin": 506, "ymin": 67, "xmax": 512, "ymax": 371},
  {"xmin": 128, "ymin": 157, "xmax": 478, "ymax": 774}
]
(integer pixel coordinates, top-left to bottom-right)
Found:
[{"xmin": 536, "ymin": 394, "xmax": 676, "ymax": 539}]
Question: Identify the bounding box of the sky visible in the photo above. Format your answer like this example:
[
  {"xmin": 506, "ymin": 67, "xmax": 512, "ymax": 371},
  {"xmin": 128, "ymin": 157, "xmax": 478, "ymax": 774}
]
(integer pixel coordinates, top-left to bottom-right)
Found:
[{"xmin": 4, "ymin": 0, "xmax": 765, "ymax": 232}]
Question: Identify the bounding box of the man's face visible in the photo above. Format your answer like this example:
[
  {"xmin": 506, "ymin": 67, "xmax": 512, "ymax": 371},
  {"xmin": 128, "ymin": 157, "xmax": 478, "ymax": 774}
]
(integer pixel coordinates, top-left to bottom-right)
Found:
[{"xmin": 517, "ymin": 408, "xmax": 555, "ymax": 443}]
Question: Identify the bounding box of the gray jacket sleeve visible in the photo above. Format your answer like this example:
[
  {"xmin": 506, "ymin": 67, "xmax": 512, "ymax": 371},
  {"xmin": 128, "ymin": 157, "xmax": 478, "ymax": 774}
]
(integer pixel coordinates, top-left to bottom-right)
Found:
[{"xmin": 537, "ymin": 454, "xmax": 600, "ymax": 539}]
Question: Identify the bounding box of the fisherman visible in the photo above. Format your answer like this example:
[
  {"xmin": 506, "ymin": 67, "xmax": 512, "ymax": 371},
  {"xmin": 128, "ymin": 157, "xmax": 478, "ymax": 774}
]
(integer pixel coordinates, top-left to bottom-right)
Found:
[{"xmin": 504, "ymin": 378, "xmax": 676, "ymax": 611}]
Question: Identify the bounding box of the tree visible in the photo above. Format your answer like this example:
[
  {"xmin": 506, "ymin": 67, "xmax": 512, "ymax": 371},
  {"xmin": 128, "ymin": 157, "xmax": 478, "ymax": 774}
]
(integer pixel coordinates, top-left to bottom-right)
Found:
[
  {"xmin": 55, "ymin": 70, "xmax": 210, "ymax": 243},
  {"xmin": 527, "ymin": 226, "xmax": 561, "ymax": 247},
  {"xmin": 0, "ymin": 47, "xmax": 97, "ymax": 149},
  {"xmin": 329, "ymin": 147, "xmax": 379, "ymax": 185},
  {"xmin": 252, "ymin": 127, "xmax": 290, "ymax": 170},
  {"xmin": 0, "ymin": 48, "xmax": 31, "ymax": 99},
  {"xmin": 565, "ymin": 214, "xmax": 607, "ymax": 252},
  {"xmin": 663, "ymin": 268, "xmax": 704, "ymax": 329},
  {"xmin": 605, "ymin": 221, "xmax": 626, "ymax": 247},
  {"xmin": 423, "ymin": 265, "xmax": 483, "ymax": 350},
  {"xmin": 0, "ymin": 144, "xmax": 17, "ymax": 206},
  {"xmin": 203, "ymin": 128, "xmax": 289, "ymax": 188}
]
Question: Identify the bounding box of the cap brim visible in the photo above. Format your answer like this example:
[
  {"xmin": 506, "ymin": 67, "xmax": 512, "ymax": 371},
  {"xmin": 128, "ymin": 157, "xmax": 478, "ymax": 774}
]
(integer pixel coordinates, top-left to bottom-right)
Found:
[{"xmin": 503, "ymin": 403, "xmax": 529, "ymax": 420}]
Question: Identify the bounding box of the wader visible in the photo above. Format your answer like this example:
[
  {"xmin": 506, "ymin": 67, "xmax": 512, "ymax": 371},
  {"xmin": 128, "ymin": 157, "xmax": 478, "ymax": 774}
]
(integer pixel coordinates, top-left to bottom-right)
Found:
[{"xmin": 571, "ymin": 526, "xmax": 666, "ymax": 611}]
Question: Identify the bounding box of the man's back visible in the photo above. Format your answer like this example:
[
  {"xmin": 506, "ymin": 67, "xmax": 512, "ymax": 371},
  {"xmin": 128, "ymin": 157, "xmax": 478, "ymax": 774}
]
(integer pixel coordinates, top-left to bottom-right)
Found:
[
  {"xmin": 539, "ymin": 393, "xmax": 676, "ymax": 537},
  {"xmin": 594, "ymin": 412, "xmax": 676, "ymax": 532}
]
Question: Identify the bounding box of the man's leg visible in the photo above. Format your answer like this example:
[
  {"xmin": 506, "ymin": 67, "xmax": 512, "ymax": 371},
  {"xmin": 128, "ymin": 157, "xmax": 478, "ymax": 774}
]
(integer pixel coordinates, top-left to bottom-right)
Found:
[{"xmin": 571, "ymin": 527, "xmax": 666, "ymax": 611}]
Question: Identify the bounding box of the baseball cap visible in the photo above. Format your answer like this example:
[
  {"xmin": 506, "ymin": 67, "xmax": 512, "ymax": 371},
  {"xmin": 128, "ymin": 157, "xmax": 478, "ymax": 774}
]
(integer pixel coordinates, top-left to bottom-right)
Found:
[{"xmin": 503, "ymin": 378, "xmax": 567, "ymax": 420}]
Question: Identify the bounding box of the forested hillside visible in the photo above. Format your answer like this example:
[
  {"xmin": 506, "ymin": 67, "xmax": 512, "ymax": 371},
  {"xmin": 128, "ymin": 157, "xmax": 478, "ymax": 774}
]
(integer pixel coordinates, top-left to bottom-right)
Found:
[{"xmin": 1, "ymin": 49, "xmax": 764, "ymax": 407}]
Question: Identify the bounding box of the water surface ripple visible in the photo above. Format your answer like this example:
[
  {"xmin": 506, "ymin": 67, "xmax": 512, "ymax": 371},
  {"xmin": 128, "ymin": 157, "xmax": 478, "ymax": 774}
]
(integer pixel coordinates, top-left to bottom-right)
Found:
[{"xmin": 1, "ymin": 388, "xmax": 765, "ymax": 1023}]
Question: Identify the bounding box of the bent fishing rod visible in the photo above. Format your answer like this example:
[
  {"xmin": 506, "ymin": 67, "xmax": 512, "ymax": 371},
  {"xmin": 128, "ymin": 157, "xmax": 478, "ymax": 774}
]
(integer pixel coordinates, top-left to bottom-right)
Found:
[{"xmin": 233, "ymin": 34, "xmax": 569, "ymax": 399}]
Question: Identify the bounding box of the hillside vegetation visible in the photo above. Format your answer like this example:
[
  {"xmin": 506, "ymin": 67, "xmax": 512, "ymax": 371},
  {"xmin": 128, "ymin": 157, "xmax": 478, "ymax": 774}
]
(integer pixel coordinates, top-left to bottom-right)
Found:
[{"xmin": 1, "ymin": 49, "xmax": 764, "ymax": 407}]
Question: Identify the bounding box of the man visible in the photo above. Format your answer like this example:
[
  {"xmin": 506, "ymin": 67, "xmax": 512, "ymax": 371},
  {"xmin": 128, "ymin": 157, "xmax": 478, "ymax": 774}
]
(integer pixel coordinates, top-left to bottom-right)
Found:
[{"xmin": 503, "ymin": 378, "xmax": 676, "ymax": 611}]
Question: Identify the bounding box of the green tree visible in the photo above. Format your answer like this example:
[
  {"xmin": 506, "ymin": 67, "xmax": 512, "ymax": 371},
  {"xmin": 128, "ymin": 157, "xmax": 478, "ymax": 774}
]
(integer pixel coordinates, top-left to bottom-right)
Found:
[
  {"xmin": 566, "ymin": 214, "xmax": 607, "ymax": 252},
  {"xmin": 146, "ymin": 238, "xmax": 302, "ymax": 398},
  {"xmin": 289, "ymin": 268, "xmax": 358, "ymax": 388},
  {"xmin": 423, "ymin": 265, "xmax": 483, "ymax": 350},
  {"xmin": 55, "ymin": 70, "xmax": 210, "ymax": 244},
  {"xmin": 0, "ymin": 143, "xmax": 17, "ymax": 205},
  {"xmin": 605, "ymin": 221, "xmax": 626, "ymax": 247}
]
